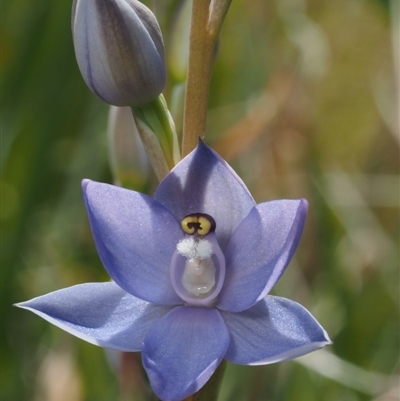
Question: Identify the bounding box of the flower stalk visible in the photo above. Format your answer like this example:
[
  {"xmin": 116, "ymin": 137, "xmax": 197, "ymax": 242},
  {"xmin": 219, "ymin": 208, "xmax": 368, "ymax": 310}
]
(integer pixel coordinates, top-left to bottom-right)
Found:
[
  {"xmin": 182, "ymin": 0, "xmax": 232, "ymax": 156},
  {"xmin": 132, "ymin": 94, "xmax": 181, "ymax": 180}
]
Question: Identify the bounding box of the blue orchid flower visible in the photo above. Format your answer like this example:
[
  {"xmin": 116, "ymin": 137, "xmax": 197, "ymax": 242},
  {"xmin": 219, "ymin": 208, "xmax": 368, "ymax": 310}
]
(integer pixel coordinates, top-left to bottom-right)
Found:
[{"xmin": 17, "ymin": 142, "xmax": 331, "ymax": 401}]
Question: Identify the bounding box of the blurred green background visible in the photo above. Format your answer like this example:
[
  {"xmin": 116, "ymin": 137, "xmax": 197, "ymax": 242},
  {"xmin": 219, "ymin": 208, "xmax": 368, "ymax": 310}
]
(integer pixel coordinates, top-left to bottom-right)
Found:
[{"xmin": 2, "ymin": 0, "xmax": 399, "ymax": 400}]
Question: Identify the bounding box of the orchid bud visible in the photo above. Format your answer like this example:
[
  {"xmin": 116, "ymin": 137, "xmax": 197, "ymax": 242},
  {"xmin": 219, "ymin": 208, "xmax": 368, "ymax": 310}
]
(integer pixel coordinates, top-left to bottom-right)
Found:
[
  {"xmin": 107, "ymin": 106, "xmax": 150, "ymax": 189},
  {"xmin": 72, "ymin": 0, "xmax": 166, "ymax": 107},
  {"xmin": 169, "ymin": 0, "xmax": 191, "ymax": 82}
]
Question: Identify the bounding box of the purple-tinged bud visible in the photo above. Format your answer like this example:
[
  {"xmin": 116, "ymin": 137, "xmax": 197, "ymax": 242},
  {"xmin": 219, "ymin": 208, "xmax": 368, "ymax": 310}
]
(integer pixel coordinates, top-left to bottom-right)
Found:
[{"xmin": 72, "ymin": 0, "xmax": 166, "ymax": 107}]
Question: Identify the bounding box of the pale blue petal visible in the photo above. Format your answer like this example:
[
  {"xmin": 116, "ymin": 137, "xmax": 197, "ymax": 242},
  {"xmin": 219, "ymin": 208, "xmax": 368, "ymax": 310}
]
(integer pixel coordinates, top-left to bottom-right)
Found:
[
  {"xmin": 154, "ymin": 141, "xmax": 255, "ymax": 250},
  {"xmin": 16, "ymin": 282, "xmax": 173, "ymax": 351},
  {"xmin": 221, "ymin": 296, "xmax": 331, "ymax": 365},
  {"xmin": 83, "ymin": 180, "xmax": 182, "ymax": 305},
  {"xmin": 218, "ymin": 199, "xmax": 307, "ymax": 312},
  {"xmin": 142, "ymin": 306, "xmax": 230, "ymax": 401}
]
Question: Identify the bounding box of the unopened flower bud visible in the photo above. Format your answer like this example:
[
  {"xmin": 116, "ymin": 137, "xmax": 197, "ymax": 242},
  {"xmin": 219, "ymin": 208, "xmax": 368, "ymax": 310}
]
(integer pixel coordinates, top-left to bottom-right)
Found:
[
  {"xmin": 108, "ymin": 106, "xmax": 150, "ymax": 189},
  {"xmin": 72, "ymin": 0, "xmax": 166, "ymax": 106},
  {"xmin": 169, "ymin": 0, "xmax": 191, "ymax": 82}
]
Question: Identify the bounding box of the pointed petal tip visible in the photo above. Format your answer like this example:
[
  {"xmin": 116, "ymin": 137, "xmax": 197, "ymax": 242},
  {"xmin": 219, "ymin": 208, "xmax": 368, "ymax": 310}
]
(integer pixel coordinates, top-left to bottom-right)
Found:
[
  {"xmin": 221, "ymin": 297, "xmax": 332, "ymax": 366},
  {"xmin": 297, "ymin": 198, "xmax": 308, "ymax": 232},
  {"xmin": 247, "ymin": 340, "xmax": 332, "ymax": 366},
  {"xmin": 14, "ymin": 299, "xmax": 40, "ymax": 310},
  {"xmin": 246, "ymin": 333, "xmax": 333, "ymax": 366},
  {"xmin": 317, "ymin": 319, "xmax": 333, "ymax": 346},
  {"xmin": 311, "ymin": 331, "xmax": 333, "ymax": 350},
  {"xmin": 300, "ymin": 197, "xmax": 308, "ymax": 211},
  {"xmin": 81, "ymin": 178, "xmax": 91, "ymax": 192},
  {"xmin": 322, "ymin": 331, "xmax": 333, "ymax": 346},
  {"xmin": 14, "ymin": 283, "xmax": 174, "ymax": 352},
  {"xmin": 155, "ymin": 141, "xmax": 255, "ymax": 248},
  {"xmin": 177, "ymin": 136, "xmax": 208, "ymax": 163}
]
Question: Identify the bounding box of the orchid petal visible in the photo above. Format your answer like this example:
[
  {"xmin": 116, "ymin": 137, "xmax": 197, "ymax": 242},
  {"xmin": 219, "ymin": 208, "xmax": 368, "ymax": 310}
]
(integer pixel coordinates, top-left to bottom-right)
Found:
[
  {"xmin": 217, "ymin": 199, "xmax": 307, "ymax": 312},
  {"xmin": 221, "ymin": 296, "xmax": 331, "ymax": 365},
  {"xmin": 83, "ymin": 179, "xmax": 182, "ymax": 305},
  {"xmin": 16, "ymin": 282, "xmax": 173, "ymax": 351},
  {"xmin": 154, "ymin": 140, "xmax": 256, "ymax": 249},
  {"xmin": 142, "ymin": 306, "xmax": 229, "ymax": 401}
]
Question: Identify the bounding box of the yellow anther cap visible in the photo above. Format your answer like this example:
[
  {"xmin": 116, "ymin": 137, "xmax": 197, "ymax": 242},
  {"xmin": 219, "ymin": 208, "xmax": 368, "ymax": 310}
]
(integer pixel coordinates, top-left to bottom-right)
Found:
[{"xmin": 181, "ymin": 213, "xmax": 216, "ymax": 236}]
